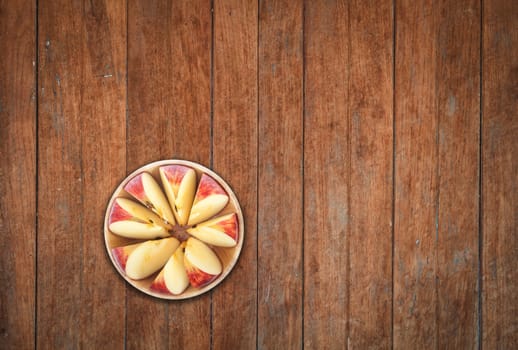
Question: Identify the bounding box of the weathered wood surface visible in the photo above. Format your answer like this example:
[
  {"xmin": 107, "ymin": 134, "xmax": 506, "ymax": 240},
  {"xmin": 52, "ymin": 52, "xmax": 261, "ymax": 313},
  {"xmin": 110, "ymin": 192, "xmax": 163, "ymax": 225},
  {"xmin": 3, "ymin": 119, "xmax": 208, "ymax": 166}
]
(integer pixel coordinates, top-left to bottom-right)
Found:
[
  {"xmin": 0, "ymin": 0, "xmax": 516, "ymax": 348},
  {"xmin": 482, "ymin": 0, "xmax": 518, "ymax": 348},
  {"xmin": 0, "ymin": 0, "xmax": 36, "ymax": 347},
  {"xmin": 394, "ymin": 0, "xmax": 481, "ymax": 349},
  {"xmin": 213, "ymin": 0, "xmax": 258, "ymax": 349}
]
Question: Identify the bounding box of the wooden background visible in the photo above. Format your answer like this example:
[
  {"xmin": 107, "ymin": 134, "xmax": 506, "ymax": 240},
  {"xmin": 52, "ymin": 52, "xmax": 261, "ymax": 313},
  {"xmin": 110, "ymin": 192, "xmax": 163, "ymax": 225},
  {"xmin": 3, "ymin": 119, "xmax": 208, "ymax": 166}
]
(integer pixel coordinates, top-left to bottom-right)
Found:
[{"xmin": 1, "ymin": 0, "xmax": 517, "ymax": 348}]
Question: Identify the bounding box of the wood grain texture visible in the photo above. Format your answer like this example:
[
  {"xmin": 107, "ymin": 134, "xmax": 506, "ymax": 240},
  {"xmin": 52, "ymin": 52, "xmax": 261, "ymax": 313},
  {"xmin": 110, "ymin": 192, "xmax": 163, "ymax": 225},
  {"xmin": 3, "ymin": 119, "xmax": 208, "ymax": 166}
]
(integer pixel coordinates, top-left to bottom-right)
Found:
[
  {"xmin": 395, "ymin": 0, "xmax": 481, "ymax": 348},
  {"xmin": 3, "ymin": 0, "xmax": 518, "ymax": 347},
  {"xmin": 348, "ymin": 0, "xmax": 393, "ymax": 348},
  {"xmin": 37, "ymin": 0, "xmax": 127, "ymax": 348},
  {"xmin": 166, "ymin": 1, "xmax": 212, "ymax": 348},
  {"xmin": 127, "ymin": 1, "xmax": 169, "ymax": 347},
  {"xmin": 258, "ymin": 0, "xmax": 303, "ymax": 348},
  {"xmin": 212, "ymin": 0, "xmax": 258, "ymax": 348},
  {"xmin": 0, "ymin": 0, "xmax": 36, "ymax": 348},
  {"xmin": 482, "ymin": 0, "xmax": 518, "ymax": 348},
  {"xmin": 78, "ymin": 0, "xmax": 127, "ymax": 347},
  {"xmin": 127, "ymin": 0, "xmax": 211, "ymax": 349},
  {"xmin": 303, "ymin": 0, "xmax": 349, "ymax": 348},
  {"xmin": 394, "ymin": 1, "xmax": 439, "ymax": 347},
  {"xmin": 37, "ymin": 0, "xmax": 88, "ymax": 347},
  {"xmin": 435, "ymin": 0, "xmax": 480, "ymax": 347}
]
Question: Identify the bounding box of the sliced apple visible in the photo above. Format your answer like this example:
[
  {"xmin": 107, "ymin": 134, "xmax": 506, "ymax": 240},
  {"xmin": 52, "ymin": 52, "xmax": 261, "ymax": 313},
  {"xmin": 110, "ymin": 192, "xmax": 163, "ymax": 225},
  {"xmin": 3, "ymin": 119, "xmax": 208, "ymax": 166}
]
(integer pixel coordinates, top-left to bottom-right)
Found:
[
  {"xmin": 108, "ymin": 198, "xmax": 170, "ymax": 239},
  {"xmin": 184, "ymin": 237, "xmax": 222, "ymax": 288},
  {"xmin": 125, "ymin": 237, "xmax": 180, "ymax": 280},
  {"xmin": 112, "ymin": 197, "xmax": 171, "ymax": 229},
  {"xmin": 150, "ymin": 242, "xmax": 189, "ymax": 295},
  {"xmin": 159, "ymin": 165, "xmax": 197, "ymax": 225},
  {"xmin": 188, "ymin": 174, "xmax": 229, "ymax": 225},
  {"xmin": 187, "ymin": 213, "xmax": 238, "ymax": 247},
  {"xmin": 124, "ymin": 172, "xmax": 176, "ymax": 226},
  {"xmin": 111, "ymin": 242, "xmax": 142, "ymax": 271}
]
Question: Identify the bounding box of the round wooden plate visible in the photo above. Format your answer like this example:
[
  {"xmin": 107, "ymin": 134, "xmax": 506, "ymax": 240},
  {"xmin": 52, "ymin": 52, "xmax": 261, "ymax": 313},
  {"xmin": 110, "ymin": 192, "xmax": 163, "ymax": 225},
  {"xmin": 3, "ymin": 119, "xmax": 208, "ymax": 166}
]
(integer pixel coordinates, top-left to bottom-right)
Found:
[{"xmin": 104, "ymin": 160, "xmax": 244, "ymax": 300}]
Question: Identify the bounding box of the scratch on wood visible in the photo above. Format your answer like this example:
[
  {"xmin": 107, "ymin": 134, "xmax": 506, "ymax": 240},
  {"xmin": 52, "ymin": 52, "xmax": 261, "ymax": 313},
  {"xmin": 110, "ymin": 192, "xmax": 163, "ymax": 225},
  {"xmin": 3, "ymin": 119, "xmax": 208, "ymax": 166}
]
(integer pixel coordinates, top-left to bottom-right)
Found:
[{"xmin": 447, "ymin": 95, "xmax": 456, "ymax": 116}]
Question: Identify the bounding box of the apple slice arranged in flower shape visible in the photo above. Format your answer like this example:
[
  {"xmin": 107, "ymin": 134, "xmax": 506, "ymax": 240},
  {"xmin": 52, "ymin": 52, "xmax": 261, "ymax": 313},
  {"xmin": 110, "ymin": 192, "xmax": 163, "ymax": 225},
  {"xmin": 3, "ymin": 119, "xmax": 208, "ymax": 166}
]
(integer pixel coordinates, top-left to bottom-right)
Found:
[
  {"xmin": 124, "ymin": 172, "xmax": 176, "ymax": 226},
  {"xmin": 184, "ymin": 237, "xmax": 223, "ymax": 288},
  {"xmin": 188, "ymin": 174, "xmax": 229, "ymax": 225},
  {"xmin": 150, "ymin": 242, "xmax": 190, "ymax": 295},
  {"xmin": 159, "ymin": 165, "xmax": 197, "ymax": 225},
  {"xmin": 108, "ymin": 198, "xmax": 171, "ymax": 239},
  {"xmin": 112, "ymin": 237, "xmax": 180, "ymax": 280},
  {"xmin": 187, "ymin": 213, "xmax": 238, "ymax": 247}
]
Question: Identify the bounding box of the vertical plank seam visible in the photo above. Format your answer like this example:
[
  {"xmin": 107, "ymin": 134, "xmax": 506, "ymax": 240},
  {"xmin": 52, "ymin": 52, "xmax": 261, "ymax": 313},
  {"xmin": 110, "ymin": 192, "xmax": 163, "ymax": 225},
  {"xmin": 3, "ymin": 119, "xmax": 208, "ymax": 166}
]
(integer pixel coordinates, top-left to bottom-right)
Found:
[
  {"xmin": 210, "ymin": 0, "xmax": 215, "ymax": 170},
  {"xmin": 434, "ymin": 3, "xmax": 441, "ymax": 347},
  {"xmin": 124, "ymin": 0, "xmax": 129, "ymax": 348},
  {"xmin": 301, "ymin": 0, "xmax": 306, "ymax": 348},
  {"xmin": 79, "ymin": 2, "xmax": 86, "ymax": 343},
  {"xmin": 210, "ymin": 1, "xmax": 215, "ymax": 349},
  {"xmin": 391, "ymin": 0, "xmax": 396, "ymax": 349},
  {"xmin": 256, "ymin": 1, "xmax": 260, "ymax": 348},
  {"xmin": 35, "ymin": 0, "xmax": 39, "ymax": 348},
  {"xmin": 478, "ymin": 0, "xmax": 483, "ymax": 348},
  {"xmin": 165, "ymin": 1, "xmax": 171, "ymax": 347},
  {"xmin": 346, "ymin": 0, "xmax": 352, "ymax": 348}
]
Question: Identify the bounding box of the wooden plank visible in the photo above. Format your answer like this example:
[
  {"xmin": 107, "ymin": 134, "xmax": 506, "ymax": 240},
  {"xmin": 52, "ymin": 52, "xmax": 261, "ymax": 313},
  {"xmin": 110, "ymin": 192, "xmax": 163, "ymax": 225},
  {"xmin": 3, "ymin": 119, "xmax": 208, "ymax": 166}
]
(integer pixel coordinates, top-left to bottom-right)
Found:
[
  {"xmin": 78, "ymin": 0, "xmax": 127, "ymax": 347},
  {"xmin": 0, "ymin": 0, "xmax": 36, "ymax": 348},
  {"xmin": 394, "ymin": 1, "xmax": 439, "ymax": 348},
  {"xmin": 37, "ymin": 0, "xmax": 86, "ymax": 347},
  {"xmin": 127, "ymin": 0, "xmax": 211, "ymax": 349},
  {"xmin": 166, "ymin": 1, "xmax": 211, "ymax": 348},
  {"xmin": 257, "ymin": 0, "xmax": 303, "ymax": 348},
  {"xmin": 435, "ymin": 0, "xmax": 480, "ymax": 348},
  {"xmin": 212, "ymin": 0, "xmax": 258, "ymax": 348},
  {"xmin": 348, "ymin": 0, "xmax": 393, "ymax": 348},
  {"xmin": 482, "ymin": 0, "xmax": 518, "ymax": 347},
  {"xmin": 395, "ymin": 0, "xmax": 481, "ymax": 347},
  {"xmin": 126, "ymin": 2, "xmax": 174, "ymax": 348},
  {"xmin": 37, "ymin": 0, "xmax": 127, "ymax": 348},
  {"xmin": 303, "ymin": 0, "xmax": 349, "ymax": 348}
]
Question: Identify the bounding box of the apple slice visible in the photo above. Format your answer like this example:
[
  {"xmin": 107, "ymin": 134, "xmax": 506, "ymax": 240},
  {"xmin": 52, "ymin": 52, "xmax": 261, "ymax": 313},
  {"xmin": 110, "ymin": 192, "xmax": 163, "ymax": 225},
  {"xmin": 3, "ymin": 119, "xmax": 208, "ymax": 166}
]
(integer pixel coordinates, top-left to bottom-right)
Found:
[
  {"xmin": 188, "ymin": 174, "xmax": 229, "ymax": 225},
  {"xmin": 184, "ymin": 237, "xmax": 222, "ymax": 288},
  {"xmin": 108, "ymin": 198, "xmax": 170, "ymax": 239},
  {"xmin": 124, "ymin": 172, "xmax": 176, "ymax": 226},
  {"xmin": 111, "ymin": 242, "xmax": 142, "ymax": 271},
  {"xmin": 125, "ymin": 237, "xmax": 180, "ymax": 280},
  {"xmin": 159, "ymin": 165, "xmax": 197, "ymax": 225},
  {"xmin": 111, "ymin": 197, "xmax": 172, "ymax": 229},
  {"xmin": 187, "ymin": 213, "xmax": 238, "ymax": 247},
  {"xmin": 150, "ymin": 242, "xmax": 189, "ymax": 295}
]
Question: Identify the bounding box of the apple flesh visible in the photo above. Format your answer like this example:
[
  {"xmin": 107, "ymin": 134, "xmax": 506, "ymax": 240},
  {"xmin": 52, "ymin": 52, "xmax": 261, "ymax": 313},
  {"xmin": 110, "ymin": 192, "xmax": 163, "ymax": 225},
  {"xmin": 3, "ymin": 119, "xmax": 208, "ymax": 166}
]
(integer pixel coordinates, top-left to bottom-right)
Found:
[
  {"xmin": 159, "ymin": 165, "xmax": 197, "ymax": 225},
  {"xmin": 124, "ymin": 172, "xmax": 176, "ymax": 226},
  {"xmin": 188, "ymin": 174, "xmax": 229, "ymax": 225},
  {"xmin": 125, "ymin": 237, "xmax": 180, "ymax": 280},
  {"xmin": 111, "ymin": 242, "xmax": 142, "ymax": 271},
  {"xmin": 184, "ymin": 237, "xmax": 222, "ymax": 288},
  {"xmin": 108, "ymin": 198, "xmax": 170, "ymax": 239},
  {"xmin": 150, "ymin": 242, "xmax": 189, "ymax": 295},
  {"xmin": 187, "ymin": 213, "xmax": 238, "ymax": 247}
]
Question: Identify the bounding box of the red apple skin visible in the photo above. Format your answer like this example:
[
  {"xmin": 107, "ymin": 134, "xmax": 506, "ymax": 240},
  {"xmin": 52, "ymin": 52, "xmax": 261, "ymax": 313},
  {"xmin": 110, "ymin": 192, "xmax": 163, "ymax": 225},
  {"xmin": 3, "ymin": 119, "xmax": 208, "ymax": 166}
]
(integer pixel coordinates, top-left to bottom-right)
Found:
[
  {"xmin": 112, "ymin": 247, "xmax": 130, "ymax": 270},
  {"xmin": 214, "ymin": 213, "xmax": 238, "ymax": 241},
  {"xmin": 186, "ymin": 268, "xmax": 219, "ymax": 288},
  {"xmin": 108, "ymin": 201, "xmax": 133, "ymax": 224},
  {"xmin": 124, "ymin": 173, "xmax": 146, "ymax": 202},
  {"xmin": 161, "ymin": 165, "xmax": 190, "ymax": 185},
  {"xmin": 150, "ymin": 273, "xmax": 170, "ymax": 294},
  {"xmin": 195, "ymin": 174, "xmax": 226, "ymax": 201}
]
